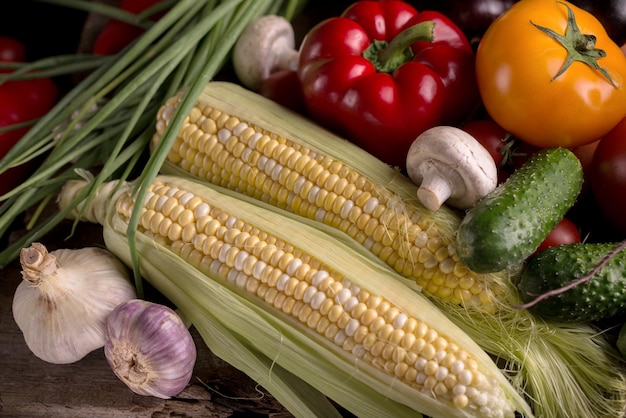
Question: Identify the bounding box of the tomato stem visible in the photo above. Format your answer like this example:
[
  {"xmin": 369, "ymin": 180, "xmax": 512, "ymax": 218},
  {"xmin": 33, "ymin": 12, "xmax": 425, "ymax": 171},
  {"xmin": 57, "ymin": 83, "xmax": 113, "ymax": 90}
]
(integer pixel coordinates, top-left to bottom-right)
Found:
[
  {"xmin": 530, "ymin": 1, "xmax": 617, "ymax": 88},
  {"xmin": 363, "ymin": 21, "xmax": 435, "ymax": 74}
]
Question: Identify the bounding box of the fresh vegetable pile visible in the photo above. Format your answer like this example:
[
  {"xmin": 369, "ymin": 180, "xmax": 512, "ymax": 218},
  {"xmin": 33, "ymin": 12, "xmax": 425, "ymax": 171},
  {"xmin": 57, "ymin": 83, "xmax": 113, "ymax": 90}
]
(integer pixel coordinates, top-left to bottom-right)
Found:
[{"xmin": 4, "ymin": 0, "xmax": 626, "ymax": 417}]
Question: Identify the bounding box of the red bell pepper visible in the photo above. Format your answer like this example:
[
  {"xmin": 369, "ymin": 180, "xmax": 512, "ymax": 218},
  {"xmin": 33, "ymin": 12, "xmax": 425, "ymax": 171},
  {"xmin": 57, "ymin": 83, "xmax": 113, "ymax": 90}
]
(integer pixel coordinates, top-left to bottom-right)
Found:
[{"xmin": 297, "ymin": 0, "xmax": 479, "ymax": 169}]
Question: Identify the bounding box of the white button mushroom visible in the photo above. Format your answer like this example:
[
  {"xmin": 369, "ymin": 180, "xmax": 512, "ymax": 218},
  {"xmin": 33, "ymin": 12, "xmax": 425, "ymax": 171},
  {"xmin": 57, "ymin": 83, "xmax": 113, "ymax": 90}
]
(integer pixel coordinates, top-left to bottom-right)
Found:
[
  {"xmin": 405, "ymin": 126, "xmax": 498, "ymax": 212},
  {"xmin": 232, "ymin": 15, "xmax": 299, "ymax": 90}
]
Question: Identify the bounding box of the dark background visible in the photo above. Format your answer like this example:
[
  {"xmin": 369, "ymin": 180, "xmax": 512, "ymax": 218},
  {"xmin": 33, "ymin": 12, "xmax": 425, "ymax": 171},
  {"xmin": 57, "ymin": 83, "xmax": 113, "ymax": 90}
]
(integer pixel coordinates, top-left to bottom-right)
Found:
[{"xmin": 2, "ymin": 2, "xmax": 88, "ymax": 58}]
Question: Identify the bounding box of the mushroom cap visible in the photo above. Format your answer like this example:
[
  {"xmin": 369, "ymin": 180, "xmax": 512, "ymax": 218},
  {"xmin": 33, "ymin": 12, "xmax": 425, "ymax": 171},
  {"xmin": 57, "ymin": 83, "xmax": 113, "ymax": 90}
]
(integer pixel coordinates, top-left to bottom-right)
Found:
[
  {"xmin": 232, "ymin": 15, "xmax": 297, "ymax": 90},
  {"xmin": 406, "ymin": 126, "xmax": 498, "ymax": 210}
]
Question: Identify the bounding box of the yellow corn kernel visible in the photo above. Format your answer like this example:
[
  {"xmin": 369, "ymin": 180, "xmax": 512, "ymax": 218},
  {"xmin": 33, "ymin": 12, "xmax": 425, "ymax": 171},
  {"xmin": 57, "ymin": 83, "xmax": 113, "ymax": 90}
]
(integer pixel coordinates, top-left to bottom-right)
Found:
[
  {"xmin": 152, "ymin": 83, "xmax": 509, "ymax": 313},
  {"xmin": 69, "ymin": 175, "xmax": 526, "ymax": 418}
]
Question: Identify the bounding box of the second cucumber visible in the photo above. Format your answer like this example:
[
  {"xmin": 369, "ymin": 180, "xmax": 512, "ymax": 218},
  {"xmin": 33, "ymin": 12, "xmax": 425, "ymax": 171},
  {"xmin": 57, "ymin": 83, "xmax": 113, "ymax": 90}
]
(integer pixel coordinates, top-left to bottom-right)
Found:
[{"xmin": 455, "ymin": 147, "xmax": 583, "ymax": 274}]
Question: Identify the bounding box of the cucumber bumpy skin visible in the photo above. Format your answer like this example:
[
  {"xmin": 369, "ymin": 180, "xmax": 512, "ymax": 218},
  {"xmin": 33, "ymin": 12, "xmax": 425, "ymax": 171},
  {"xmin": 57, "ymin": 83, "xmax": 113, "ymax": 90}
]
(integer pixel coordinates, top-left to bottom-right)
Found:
[
  {"xmin": 454, "ymin": 147, "xmax": 583, "ymax": 274},
  {"xmin": 518, "ymin": 242, "xmax": 626, "ymax": 323}
]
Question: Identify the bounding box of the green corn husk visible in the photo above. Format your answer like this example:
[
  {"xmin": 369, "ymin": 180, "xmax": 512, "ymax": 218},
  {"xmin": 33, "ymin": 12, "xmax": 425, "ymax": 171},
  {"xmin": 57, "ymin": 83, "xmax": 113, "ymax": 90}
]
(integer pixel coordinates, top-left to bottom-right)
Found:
[
  {"xmin": 58, "ymin": 173, "xmax": 533, "ymax": 418},
  {"xmin": 151, "ymin": 81, "xmax": 626, "ymax": 418}
]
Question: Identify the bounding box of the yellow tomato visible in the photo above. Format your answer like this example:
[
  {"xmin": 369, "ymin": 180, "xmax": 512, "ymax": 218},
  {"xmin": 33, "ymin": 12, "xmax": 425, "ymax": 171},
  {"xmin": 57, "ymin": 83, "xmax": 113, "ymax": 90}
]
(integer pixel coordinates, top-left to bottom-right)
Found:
[{"xmin": 475, "ymin": 0, "xmax": 626, "ymax": 148}]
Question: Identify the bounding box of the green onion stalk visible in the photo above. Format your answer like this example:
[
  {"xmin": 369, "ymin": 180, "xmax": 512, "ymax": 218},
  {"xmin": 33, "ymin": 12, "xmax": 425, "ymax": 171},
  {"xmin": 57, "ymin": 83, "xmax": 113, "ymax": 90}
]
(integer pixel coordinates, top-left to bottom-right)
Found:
[{"xmin": 0, "ymin": 0, "xmax": 308, "ymax": 288}]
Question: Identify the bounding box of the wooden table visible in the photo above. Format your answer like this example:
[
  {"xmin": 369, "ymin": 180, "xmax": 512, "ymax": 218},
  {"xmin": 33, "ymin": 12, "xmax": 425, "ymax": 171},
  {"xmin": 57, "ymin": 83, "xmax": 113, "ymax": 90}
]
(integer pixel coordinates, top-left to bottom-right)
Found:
[{"xmin": 0, "ymin": 219, "xmax": 294, "ymax": 417}]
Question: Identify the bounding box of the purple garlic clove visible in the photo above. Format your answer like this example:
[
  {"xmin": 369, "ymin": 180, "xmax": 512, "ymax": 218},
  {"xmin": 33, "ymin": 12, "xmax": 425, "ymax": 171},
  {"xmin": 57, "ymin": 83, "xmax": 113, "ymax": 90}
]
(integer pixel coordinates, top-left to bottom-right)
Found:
[{"xmin": 104, "ymin": 299, "xmax": 197, "ymax": 399}]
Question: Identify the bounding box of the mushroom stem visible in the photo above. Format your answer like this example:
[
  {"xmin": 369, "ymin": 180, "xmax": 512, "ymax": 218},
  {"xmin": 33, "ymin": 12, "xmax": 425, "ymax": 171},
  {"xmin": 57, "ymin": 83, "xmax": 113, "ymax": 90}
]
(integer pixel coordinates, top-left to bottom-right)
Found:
[
  {"xmin": 272, "ymin": 39, "xmax": 299, "ymax": 74},
  {"xmin": 416, "ymin": 161, "xmax": 454, "ymax": 212}
]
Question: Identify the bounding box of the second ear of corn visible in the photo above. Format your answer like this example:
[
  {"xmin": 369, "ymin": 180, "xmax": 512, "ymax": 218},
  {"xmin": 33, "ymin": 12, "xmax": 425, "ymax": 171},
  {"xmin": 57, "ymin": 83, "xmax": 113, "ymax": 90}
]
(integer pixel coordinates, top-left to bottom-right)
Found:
[
  {"xmin": 58, "ymin": 174, "xmax": 531, "ymax": 418},
  {"xmin": 154, "ymin": 82, "xmax": 509, "ymax": 313},
  {"xmin": 147, "ymin": 81, "xmax": 626, "ymax": 418}
]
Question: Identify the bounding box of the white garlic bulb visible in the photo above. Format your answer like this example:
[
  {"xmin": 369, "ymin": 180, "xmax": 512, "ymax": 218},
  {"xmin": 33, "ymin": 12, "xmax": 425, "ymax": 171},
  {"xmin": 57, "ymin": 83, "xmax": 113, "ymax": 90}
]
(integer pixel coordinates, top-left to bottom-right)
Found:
[
  {"xmin": 104, "ymin": 299, "xmax": 197, "ymax": 399},
  {"xmin": 12, "ymin": 242, "xmax": 137, "ymax": 364}
]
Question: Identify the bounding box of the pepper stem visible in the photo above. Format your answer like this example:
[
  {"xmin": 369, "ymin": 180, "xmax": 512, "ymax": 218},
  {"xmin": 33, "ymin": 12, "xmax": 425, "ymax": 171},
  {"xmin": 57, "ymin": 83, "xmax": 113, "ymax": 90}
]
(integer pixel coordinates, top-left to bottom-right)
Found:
[
  {"xmin": 363, "ymin": 21, "xmax": 436, "ymax": 74},
  {"xmin": 531, "ymin": 1, "xmax": 617, "ymax": 88}
]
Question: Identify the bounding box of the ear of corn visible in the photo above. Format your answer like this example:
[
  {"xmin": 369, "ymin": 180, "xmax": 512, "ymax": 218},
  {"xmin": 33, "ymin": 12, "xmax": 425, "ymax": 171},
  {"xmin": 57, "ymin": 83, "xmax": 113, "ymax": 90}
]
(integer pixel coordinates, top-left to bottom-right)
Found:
[
  {"xmin": 59, "ymin": 174, "xmax": 531, "ymax": 418},
  {"xmin": 153, "ymin": 82, "xmax": 509, "ymax": 313},
  {"xmin": 149, "ymin": 81, "xmax": 626, "ymax": 418}
]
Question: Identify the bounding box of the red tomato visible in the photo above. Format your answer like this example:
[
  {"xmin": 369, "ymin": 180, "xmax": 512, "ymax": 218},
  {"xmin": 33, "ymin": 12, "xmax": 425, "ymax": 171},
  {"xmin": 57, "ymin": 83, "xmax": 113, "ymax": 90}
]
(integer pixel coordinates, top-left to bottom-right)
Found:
[
  {"xmin": 460, "ymin": 119, "xmax": 545, "ymax": 182},
  {"xmin": 257, "ymin": 70, "xmax": 307, "ymax": 114},
  {"xmin": 461, "ymin": 119, "xmax": 509, "ymax": 166},
  {"xmin": 0, "ymin": 39, "xmax": 59, "ymax": 196},
  {"xmin": 3, "ymin": 77, "xmax": 58, "ymax": 120},
  {"xmin": 507, "ymin": 140, "xmax": 540, "ymax": 171},
  {"xmin": 535, "ymin": 217, "xmax": 581, "ymax": 254},
  {"xmin": 590, "ymin": 116, "xmax": 626, "ymax": 234},
  {"xmin": 461, "ymin": 119, "xmax": 513, "ymax": 182},
  {"xmin": 0, "ymin": 78, "xmax": 59, "ymax": 196},
  {"xmin": 0, "ymin": 36, "xmax": 26, "ymax": 62},
  {"xmin": 0, "ymin": 87, "xmax": 30, "ymax": 154}
]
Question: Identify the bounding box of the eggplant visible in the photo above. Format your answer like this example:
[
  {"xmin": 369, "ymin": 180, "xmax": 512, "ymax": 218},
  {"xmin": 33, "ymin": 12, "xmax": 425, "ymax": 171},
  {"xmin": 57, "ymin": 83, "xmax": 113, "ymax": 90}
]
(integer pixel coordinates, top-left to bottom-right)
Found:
[
  {"xmin": 411, "ymin": 0, "xmax": 517, "ymax": 44},
  {"xmin": 413, "ymin": 0, "xmax": 626, "ymax": 46},
  {"xmin": 443, "ymin": 0, "xmax": 516, "ymax": 33}
]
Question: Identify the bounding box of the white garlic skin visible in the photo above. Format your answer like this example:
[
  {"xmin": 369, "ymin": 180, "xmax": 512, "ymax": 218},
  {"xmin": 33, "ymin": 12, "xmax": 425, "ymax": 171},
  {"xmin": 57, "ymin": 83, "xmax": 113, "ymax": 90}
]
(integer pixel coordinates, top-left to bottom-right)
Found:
[
  {"xmin": 12, "ymin": 243, "xmax": 137, "ymax": 364},
  {"xmin": 104, "ymin": 299, "xmax": 197, "ymax": 399}
]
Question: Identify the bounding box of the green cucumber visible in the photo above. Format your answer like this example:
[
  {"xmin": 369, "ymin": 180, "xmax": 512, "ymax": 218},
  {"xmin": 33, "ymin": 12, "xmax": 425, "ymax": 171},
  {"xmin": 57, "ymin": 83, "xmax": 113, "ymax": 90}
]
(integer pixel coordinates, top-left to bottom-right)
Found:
[
  {"xmin": 518, "ymin": 242, "xmax": 626, "ymax": 322},
  {"xmin": 455, "ymin": 147, "xmax": 583, "ymax": 273}
]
